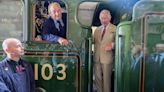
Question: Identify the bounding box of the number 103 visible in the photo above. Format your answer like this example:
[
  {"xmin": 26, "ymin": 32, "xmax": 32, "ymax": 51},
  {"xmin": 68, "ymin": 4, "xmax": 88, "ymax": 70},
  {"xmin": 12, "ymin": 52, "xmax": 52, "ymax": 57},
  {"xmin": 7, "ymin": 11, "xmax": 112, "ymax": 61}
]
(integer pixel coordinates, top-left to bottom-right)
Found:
[{"xmin": 34, "ymin": 63, "xmax": 66, "ymax": 80}]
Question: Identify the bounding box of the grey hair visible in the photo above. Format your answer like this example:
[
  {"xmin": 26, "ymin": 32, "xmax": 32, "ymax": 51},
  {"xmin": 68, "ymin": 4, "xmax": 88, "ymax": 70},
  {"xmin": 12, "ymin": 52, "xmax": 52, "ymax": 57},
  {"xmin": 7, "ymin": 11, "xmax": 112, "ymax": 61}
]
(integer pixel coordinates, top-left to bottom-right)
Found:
[
  {"xmin": 99, "ymin": 9, "xmax": 111, "ymax": 19},
  {"xmin": 2, "ymin": 38, "xmax": 18, "ymax": 51},
  {"xmin": 48, "ymin": 2, "xmax": 61, "ymax": 14}
]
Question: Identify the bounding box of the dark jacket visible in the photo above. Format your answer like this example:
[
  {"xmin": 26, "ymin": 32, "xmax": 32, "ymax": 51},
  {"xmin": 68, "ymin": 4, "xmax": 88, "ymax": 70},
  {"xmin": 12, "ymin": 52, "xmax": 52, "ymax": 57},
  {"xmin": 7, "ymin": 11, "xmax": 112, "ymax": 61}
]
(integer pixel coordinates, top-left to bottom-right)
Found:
[
  {"xmin": 0, "ymin": 58, "xmax": 35, "ymax": 92},
  {"xmin": 41, "ymin": 14, "xmax": 67, "ymax": 42}
]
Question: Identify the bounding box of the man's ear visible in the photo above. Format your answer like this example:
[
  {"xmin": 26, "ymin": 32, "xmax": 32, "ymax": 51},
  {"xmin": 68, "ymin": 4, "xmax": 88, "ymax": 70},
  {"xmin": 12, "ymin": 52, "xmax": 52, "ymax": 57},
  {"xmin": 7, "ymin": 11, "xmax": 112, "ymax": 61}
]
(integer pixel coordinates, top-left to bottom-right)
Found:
[{"xmin": 5, "ymin": 48, "xmax": 10, "ymax": 54}]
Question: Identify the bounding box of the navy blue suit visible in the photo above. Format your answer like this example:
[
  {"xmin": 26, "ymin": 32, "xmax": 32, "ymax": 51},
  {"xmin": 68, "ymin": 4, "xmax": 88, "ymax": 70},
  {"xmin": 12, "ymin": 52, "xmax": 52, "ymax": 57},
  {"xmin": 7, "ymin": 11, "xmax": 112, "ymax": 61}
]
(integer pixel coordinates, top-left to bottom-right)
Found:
[
  {"xmin": 42, "ymin": 14, "xmax": 67, "ymax": 43},
  {"xmin": 0, "ymin": 58, "xmax": 35, "ymax": 92}
]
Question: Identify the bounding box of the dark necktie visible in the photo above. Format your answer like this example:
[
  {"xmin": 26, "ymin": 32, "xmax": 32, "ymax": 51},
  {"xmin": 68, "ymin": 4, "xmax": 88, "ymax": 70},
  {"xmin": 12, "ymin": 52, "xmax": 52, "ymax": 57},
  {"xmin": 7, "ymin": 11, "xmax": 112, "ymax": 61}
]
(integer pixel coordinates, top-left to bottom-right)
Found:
[
  {"xmin": 101, "ymin": 27, "xmax": 106, "ymax": 40},
  {"xmin": 16, "ymin": 65, "xmax": 25, "ymax": 73}
]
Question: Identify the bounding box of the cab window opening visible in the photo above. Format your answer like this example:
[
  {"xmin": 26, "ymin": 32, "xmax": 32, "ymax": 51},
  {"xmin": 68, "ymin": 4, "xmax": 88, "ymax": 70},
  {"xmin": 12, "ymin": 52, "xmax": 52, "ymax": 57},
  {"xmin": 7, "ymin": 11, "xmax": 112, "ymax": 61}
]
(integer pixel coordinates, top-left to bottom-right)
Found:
[{"xmin": 33, "ymin": 0, "xmax": 67, "ymax": 43}]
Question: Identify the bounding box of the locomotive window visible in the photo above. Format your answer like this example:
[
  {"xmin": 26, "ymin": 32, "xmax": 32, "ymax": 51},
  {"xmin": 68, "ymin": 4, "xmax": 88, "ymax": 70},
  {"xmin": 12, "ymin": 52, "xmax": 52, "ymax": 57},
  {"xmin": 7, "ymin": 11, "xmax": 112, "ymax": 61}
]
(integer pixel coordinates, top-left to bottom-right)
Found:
[
  {"xmin": 0, "ymin": 0, "xmax": 23, "ymax": 41},
  {"xmin": 33, "ymin": 0, "xmax": 67, "ymax": 42},
  {"xmin": 145, "ymin": 14, "xmax": 164, "ymax": 54}
]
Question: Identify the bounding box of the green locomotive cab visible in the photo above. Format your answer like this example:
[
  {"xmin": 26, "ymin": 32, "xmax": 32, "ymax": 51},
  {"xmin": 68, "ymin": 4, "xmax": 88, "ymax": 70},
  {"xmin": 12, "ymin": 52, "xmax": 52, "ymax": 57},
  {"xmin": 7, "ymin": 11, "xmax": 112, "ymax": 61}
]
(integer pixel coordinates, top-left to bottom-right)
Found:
[
  {"xmin": 0, "ymin": 0, "xmax": 139, "ymax": 91},
  {"xmin": 115, "ymin": 0, "xmax": 164, "ymax": 92},
  {"xmin": 1, "ymin": 0, "xmax": 159, "ymax": 92}
]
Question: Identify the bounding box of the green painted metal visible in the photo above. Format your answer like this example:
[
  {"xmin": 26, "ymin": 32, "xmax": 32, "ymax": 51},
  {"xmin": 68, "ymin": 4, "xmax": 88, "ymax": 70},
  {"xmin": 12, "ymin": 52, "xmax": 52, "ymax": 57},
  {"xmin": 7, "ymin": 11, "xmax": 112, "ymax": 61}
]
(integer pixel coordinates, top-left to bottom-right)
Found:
[
  {"xmin": 0, "ymin": 0, "xmax": 143, "ymax": 92},
  {"xmin": 24, "ymin": 52, "xmax": 80, "ymax": 92},
  {"xmin": 115, "ymin": 0, "xmax": 164, "ymax": 92},
  {"xmin": 25, "ymin": 0, "xmax": 88, "ymax": 92},
  {"xmin": 0, "ymin": 0, "xmax": 87, "ymax": 92},
  {"xmin": 133, "ymin": 0, "xmax": 164, "ymax": 20},
  {"xmin": 144, "ymin": 13, "xmax": 164, "ymax": 92},
  {"xmin": 115, "ymin": 22, "xmax": 134, "ymax": 92}
]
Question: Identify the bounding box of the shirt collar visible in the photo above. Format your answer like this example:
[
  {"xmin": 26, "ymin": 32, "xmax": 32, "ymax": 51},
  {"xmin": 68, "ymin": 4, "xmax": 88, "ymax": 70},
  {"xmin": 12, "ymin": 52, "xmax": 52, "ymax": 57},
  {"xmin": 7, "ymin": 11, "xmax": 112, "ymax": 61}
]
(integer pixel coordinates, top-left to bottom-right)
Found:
[
  {"xmin": 6, "ymin": 57, "xmax": 22, "ymax": 66},
  {"xmin": 54, "ymin": 19, "xmax": 64, "ymax": 27},
  {"xmin": 5, "ymin": 57, "xmax": 25, "ymax": 73}
]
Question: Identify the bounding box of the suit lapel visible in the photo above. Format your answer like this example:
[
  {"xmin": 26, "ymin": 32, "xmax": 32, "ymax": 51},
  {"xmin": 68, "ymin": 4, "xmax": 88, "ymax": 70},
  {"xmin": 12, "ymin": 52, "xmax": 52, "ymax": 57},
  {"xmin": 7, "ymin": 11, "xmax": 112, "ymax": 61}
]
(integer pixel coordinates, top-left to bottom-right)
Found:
[{"xmin": 97, "ymin": 28, "xmax": 102, "ymax": 42}]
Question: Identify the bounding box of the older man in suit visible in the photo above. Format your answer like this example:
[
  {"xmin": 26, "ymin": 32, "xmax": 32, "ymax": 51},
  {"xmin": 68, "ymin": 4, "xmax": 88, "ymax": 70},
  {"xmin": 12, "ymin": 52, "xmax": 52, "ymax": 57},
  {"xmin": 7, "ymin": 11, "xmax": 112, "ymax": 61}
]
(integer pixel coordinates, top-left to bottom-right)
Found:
[
  {"xmin": 42, "ymin": 2, "xmax": 68, "ymax": 46},
  {"xmin": 93, "ymin": 9, "xmax": 116, "ymax": 92}
]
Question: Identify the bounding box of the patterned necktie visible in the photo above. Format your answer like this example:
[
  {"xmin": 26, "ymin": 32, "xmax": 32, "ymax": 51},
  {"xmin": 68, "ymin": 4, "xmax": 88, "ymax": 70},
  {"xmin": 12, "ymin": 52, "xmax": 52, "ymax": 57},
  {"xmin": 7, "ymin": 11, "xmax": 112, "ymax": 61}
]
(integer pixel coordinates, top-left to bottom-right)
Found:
[
  {"xmin": 101, "ymin": 27, "xmax": 106, "ymax": 40},
  {"xmin": 16, "ymin": 65, "xmax": 25, "ymax": 73},
  {"xmin": 57, "ymin": 21, "xmax": 61, "ymax": 31}
]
